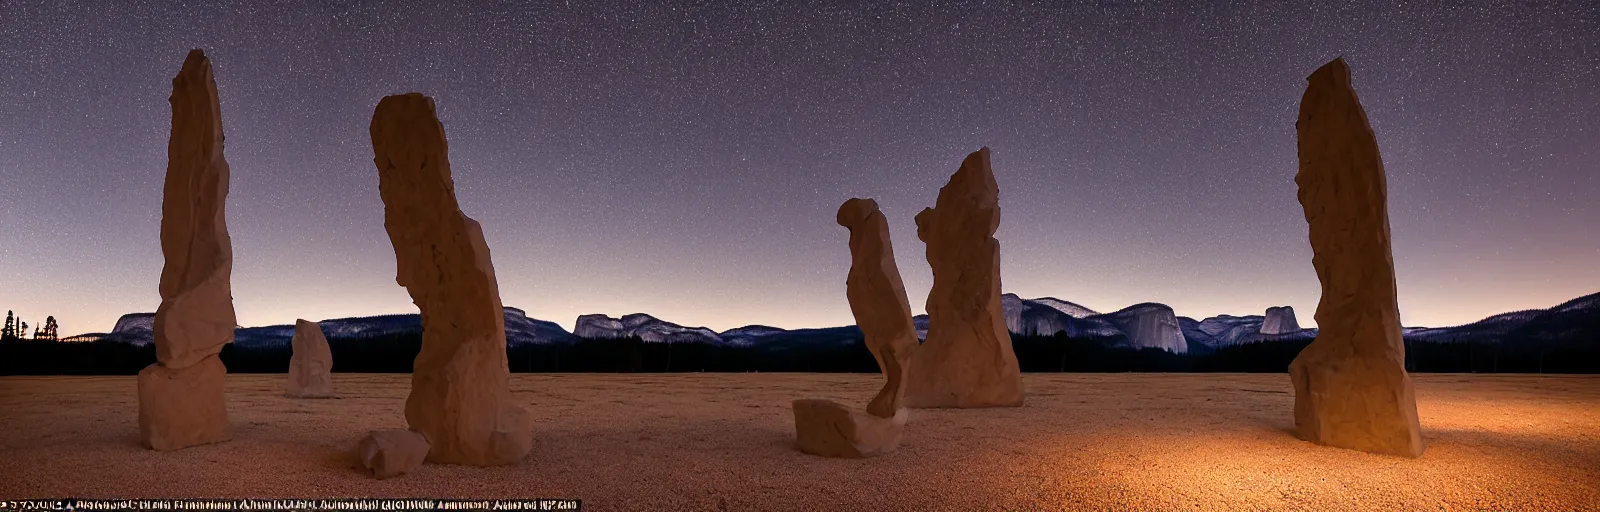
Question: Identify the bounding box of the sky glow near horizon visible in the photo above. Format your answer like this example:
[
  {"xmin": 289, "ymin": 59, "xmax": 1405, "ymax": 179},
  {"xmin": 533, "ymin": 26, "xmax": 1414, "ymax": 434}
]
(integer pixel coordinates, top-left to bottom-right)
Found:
[{"xmin": 0, "ymin": 1, "xmax": 1596, "ymax": 337}]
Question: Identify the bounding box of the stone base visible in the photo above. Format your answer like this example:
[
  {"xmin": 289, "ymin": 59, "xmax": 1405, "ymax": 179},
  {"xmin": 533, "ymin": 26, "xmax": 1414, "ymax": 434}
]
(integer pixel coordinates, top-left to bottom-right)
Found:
[
  {"xmin": 792, "ymin": 399, "xmax": 907, "ymax": 458},
  {"xmin": 903, "ymin": 341, "xmax": 1025, "ymax": 409},
  {"xmin": 137, "ymin": 355, "xmax": 231, "ymax": 451},
  {"xmin": 357, "ymin": 429, "xmax": 431, "ymax": 479},
  {"xmin": 413, "ymin": 401, "xmax": 535, "ymax": 466},
  {"xmin": 485, "ymin": 402, "xmax": 535, "ymax": 465},
  {"xmin": 1290, "ymin": 349, "xmax": 1425, "ymax": 458},
  {"xmin": 285, "ymin": 371, "xmax": 334, "ymax": 399},
  {"xmin": 902, "ymin": 371, "xmax": 1024, "ymax": 409}
]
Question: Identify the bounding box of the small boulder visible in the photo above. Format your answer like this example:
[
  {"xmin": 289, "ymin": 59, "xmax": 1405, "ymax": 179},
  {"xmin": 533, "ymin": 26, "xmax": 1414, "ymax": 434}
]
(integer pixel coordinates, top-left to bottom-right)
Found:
[
  {"xmin": 356, "ymin": 429, "xmax": 431, "ymax": 480},
  {"xmin": 792, "ymin": 399, "xmax": 907, "ymax": 458}
]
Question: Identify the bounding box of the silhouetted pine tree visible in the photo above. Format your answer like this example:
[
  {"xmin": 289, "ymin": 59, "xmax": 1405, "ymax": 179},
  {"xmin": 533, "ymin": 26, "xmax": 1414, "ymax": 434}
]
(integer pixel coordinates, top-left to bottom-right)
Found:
[
  {"xmin": 43, "ymin": 316, "xmax": 58, "ymax": 341},
  {"xmin": 2, "ymin": 311, "xmax": 13, "ymax": 340}
]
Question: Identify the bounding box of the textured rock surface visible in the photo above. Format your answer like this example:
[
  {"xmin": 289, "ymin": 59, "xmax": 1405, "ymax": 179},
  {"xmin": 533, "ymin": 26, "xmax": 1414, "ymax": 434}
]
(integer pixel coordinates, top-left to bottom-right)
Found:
[
  {"xmin": 356, "ymin": 429, "xmax": 430, "ymax": 480},
  {"xmin": 137, "ymin": 354, "xmax": 230, "ymax": 451},
  {"xmin": 574, "ymin": 313, "xmax": 722, "ymax": 344},
  {"xmin": 371, "ymin": 92, "xmax": 533, "ymax": 466},
  {"xmin": 573, "ymin": 314, "xmax": 625, "ymax": 338},
  {"xmin": 1192, "ymin": 315, "xmax": 1267, "ymax": 347},
  {"xmin": 151, "ymin": 50, "xmax": 238, "ymax": 371},
  {"xmin": 1002, "ymin": 294, "xmax": 1074, "ymax": 336},
  {"xmin": 112, "ymin": 313, "xmax": 156, "ymax": 335},
  {"xmin": 502, "ymin": 307, "xmax": 579, "ymax": 345},
  {"xmin": 1288, "ymin": 58, "xmax": 1425, "ymax": 458},
  {"xmin": 903, "ymin": 148, "xmax": 1024, "ymax": 408},
  {"xmin": 1261, "ymin": 306, "xmax": 1302, "ymax": 335},
  {"xmin": 137, "ymin": 49, "xmax": 235, "ymax": 451},
  {"xmin": 999, "ymin": 294, "xmax": 1118, "ymax": 339},
  {"xmin": 1101, "ymin": 303, "xmax": 1189, "ymax": 354},
  {"xmin": 792, "ymin": 399, "xmax": 907, "ymax": 458},
  {"xmin": 1029, "ymin": 297, "xmax": 1098, "ymax": 319},
  {"xmin": 285, "ymin": 319, "xmax": 333, "ymax": 398}
]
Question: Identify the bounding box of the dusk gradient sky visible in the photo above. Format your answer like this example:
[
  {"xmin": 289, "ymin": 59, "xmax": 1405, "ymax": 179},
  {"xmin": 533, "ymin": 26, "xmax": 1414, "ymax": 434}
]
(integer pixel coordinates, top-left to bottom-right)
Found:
[{"xmin": 1, "ymin": 1, "xmax": 1596, "ymax": 337}]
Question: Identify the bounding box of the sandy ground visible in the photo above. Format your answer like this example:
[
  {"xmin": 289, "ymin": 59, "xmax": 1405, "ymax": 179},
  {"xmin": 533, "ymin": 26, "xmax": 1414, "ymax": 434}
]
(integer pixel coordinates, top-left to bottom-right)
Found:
[{"xmin": 1, "ymin": 373, "xmax": 1597, "ymax": 511}]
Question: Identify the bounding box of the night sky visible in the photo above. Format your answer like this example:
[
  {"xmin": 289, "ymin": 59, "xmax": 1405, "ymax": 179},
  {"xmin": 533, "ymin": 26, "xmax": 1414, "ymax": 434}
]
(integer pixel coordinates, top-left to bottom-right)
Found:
[{"xmin": 1, "ymin": 1, "xmax": 1596, "ymax": 337}]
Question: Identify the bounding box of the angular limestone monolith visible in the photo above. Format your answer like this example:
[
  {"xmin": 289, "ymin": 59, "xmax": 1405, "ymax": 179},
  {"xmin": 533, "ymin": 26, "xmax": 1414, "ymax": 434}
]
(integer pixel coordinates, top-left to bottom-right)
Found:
[
  {"xmin": 903, "ymin": 148, "xmax": 1024, "ymax": 408},
  {"xmin": 1288, "ymin": 57, "xmax": 1425, "ymax": 458},
  {"xmin": 136, "ymin": 49, "xmax": 235, "ymax": 451},
  {"xmin": 369, "ymin": 93, "xmax": 533, "ymax": 466},
  {"xmin": 285, "ymin": 319, "xmax": 334, "ymax": 398},
  {"xmin": 792, "ymin": 198, "xmax": 919, "ymax": 458}
]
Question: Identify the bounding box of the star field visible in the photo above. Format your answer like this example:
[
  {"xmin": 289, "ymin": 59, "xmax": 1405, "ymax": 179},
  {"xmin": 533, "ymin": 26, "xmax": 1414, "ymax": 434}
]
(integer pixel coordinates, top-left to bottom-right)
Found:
[{"xmin": 0, "ymin": 1, "xmax": 1596, "ymax": 336}]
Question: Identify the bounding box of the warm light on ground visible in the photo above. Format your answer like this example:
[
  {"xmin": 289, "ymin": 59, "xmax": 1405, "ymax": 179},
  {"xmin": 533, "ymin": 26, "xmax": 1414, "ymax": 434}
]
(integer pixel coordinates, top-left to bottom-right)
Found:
[{"xmin": 0, "ymin": 373, "xmax": 1595, "ymax": 510}]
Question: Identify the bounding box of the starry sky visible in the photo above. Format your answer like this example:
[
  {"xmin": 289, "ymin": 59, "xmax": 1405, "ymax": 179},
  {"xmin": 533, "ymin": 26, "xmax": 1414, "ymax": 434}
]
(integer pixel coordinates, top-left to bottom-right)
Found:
[{"xmin": 1, "ymin": 1, "xmax": 1596, "ymax": 337}]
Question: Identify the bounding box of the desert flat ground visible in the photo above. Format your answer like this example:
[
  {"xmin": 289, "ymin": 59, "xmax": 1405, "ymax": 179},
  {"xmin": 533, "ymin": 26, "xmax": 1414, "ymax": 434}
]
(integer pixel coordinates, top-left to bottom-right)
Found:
[{"xmin": 1, "ymin": 373, "xmax": 1597, "ymax": 511}]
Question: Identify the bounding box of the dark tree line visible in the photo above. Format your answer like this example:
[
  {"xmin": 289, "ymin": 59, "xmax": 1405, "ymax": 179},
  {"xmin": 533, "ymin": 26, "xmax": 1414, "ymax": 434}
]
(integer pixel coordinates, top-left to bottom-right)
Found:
[
  {"xmin": 2, "ymin": 311, "xmax": 58, "ymax": 342},
  {"xmin": 217, "ymin": 332, "xmax": 884, "ymax": 374},
  {"xmin": 3, "ymin": 331, "xmax": 1596, "ymax": 375}
]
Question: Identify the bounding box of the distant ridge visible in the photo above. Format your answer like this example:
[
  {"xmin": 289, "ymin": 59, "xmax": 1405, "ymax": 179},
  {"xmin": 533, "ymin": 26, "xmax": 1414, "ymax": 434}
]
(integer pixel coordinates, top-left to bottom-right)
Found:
[{"xmin": 79, "ymin": 292, "xmax": 1599, "ymax": 353}]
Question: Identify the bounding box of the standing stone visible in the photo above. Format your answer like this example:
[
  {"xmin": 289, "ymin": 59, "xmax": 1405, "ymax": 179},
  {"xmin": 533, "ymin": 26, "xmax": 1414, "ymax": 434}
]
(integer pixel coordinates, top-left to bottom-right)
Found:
[
  {"xmin": 137, "ymin": 49, "xmax": 234, "ymax": 451},
  {"xmin": 792, "ymin": 198, "xmax": 919, "ymax": 458},
  {"xmin": 1288, "ymin": 57, "xmax": 1425, "ymax": 458},
  {"xmin": 370, "ymin": 93, "xmax": 533, "ymax": 466},
  {"xmin": 285, "ymin": 319, "xmax": 334, "ymax": 398},
  {"xmin": 903, "ymin": 148, "xmax": 1023, "ymax": 408}
]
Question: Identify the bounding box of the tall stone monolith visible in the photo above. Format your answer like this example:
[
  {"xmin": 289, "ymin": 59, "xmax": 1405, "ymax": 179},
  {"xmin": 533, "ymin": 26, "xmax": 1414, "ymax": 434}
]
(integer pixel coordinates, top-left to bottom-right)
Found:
[
  {"xmin": 136, "ymin": 49, "xmax": 235, "ymax": 452},
  {"xmin": 793, "ymin": 198, "xmax": 919, "ymax": 458},
  {"xmin": 903, "ymin": 148, "xmax": 1024, "ymax": 408},
  {"xmin": 1288, "ymin": 57, "xmax": 1425, "ymax": 458},
  {"xmin": 370, "ymin": 93, "xmax": 532, "ymax": 466},
  {"xmin": 285, "ymin": 319, "xmax": 334, "ymax": 398}
]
